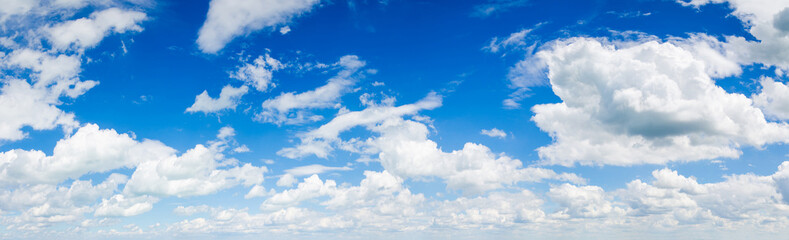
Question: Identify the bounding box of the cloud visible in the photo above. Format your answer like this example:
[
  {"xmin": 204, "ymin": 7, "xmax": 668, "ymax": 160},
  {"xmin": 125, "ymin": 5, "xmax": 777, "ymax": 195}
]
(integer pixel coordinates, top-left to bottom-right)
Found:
[
  {"xmin": 753, "ymin": 77, "xmax": 789, "ymax": 120},
  {"xmin": 277, "ymin": 91, "xmax": 442, "ymax": 159},
  {"xmin": 531, "ymin": 38, "xmax": 789, "ymax": 166},
  {"xmin": 0, "ymin": 173, "xmax": 127, "ymax": 229},
  {"xmin": 186, "ymin": 85, "xmax": 249, "ymax": 114},
  {"xmin": 0, "ymin": 49, "xmax": 98, "ymax": 141},
  {"xmin": 480, "ymin": 128, "xmax": 507, "ymax": 138},
  {"xmin": 430, "ymin": 190, "xmax": 545, "ymax": 227},
  {"xmin": 276, "ymin": 164, "xmax": 352, "ymax": 188},
  {"xmin": 231, "ymin": 54, "xmax": 284, "ymax": 92},
  {"xmin": 284, "ymin": 164, "xmax": 351, "ymax": 176},
  {"xmin": 44, "ymin": 7, "xmax": 146, "ymax": 51},
  {"xmin": 471, "ymin": 0, "xmax": 529, "ymax": 18},
  {"xmin": 257, "ymin": 55, "xmax": 367, "ymax": 125},
  {"xmin": 197, "ymin": 0, "xmax": 321, "ymax": 53},
  {"xmin": 277, "ymin": 90, "xmax": 581, "ymax": 194},
  {"xmin": 548, "ymin": 183, "xmax": 625, "ymax": 218},
  {"xmin": 0, "ymin": 124, "xmax": 168, "ymax": 186},
  {"xmin": 483, "ymin": 28, "xmax": 532, "ymax": 54},
  {"xmin": 93, "ymin": 194, "xmax": 157, "ymax": 217},
  {"xmin": 676, "ymin": 0, "xmax": 789, "ymax": 70}
]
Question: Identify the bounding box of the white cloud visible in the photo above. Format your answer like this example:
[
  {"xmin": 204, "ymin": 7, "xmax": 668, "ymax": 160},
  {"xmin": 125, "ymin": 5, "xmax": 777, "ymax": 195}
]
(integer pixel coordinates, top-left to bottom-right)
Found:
[
  {"xmin": 231, "ymin": 54, "xmax": 284, "ymax": 92},
  {"xmin": 431, "ymin": 190, "xmax": 545, "ymax": 227},
  {"xmin": 531, "ymin": 38, "xmax": 789, "ymax": 166},
  {"xmin": 753, "ymin": 77, "xmax": 789, "ymax": 120},
  {"xmin": 483, "ymin": 28, "xmax": 532, "ymax": 54},
  {"xmin": 185, "ymin": 85, "xmax": 249, "ymax": 114},
  {"xmin": 93, "ymin": 194, "xmax": 157, "ymax": 217},
  {"xmin": 45, "ymin": 7, "xmax": 146, "ymax": 51},
  {"xmin": 257, "ymin": 55, "xmax": 366, "ymax": 125},
  {"xmin": 548, "ymin": 183, "xmax": 625, "ymax": 218},
  {"xmin": 0, "ymin": 49, "xmax": 98, "ymax": 141},
  {"xmin": 279, "ymin": 26, "xmax": 291, "ymax": 35},
  {"xmin": 676, "ymin": 1, "xmax": 789, "ymax": 70},
  {"xmin": 276, "ymin": 174, "xmax": 298, "ymax": 187},
  {"xmin": 0, "ymin": 173, "xmax": 127, "ymax": 230},
  {"xmin": 277, "ymin": 91, "xmax": 442, "ymax": 159},
  {"xmin": 1, "ymin": 123, "xmax": 267, "ymax": 220},
  {"xmin": 480, "ymin": 128, "xmax": 507, "ymax": 138},
  {"xmin": 278, "ymin": 90, "xmax": 581, "ymax": 194},
  {"xmin": 284, "ymin": 164, "xmax": 352, "ymax": 176},
  {"xmin": 197, "ymin": 0, "xmax": 321, "ymax": 53},
  {"xmin": 0, "ymin": 124, "xmax": 169, "ymax": 186},
  {"xmin": 244, "ymin": 185, "xmax": 272, "ymax": 199},
  {"xmin": 370, "ymin": 118, "xmax": 585, "ymax": 194},
  {"xmin": 262, "ymin": 174, "xmax": 337, "ymax": 210},
  {"xmin": 173, "ymin": 205, "xmax": 210, "ymax": 216}
]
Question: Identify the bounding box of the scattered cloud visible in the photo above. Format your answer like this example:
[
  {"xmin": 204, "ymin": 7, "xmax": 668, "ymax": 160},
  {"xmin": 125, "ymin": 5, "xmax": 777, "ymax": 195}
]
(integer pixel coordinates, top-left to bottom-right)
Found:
[{"xmin": 197, "ymin": 0, "xmax": 322, "ymax": 53}]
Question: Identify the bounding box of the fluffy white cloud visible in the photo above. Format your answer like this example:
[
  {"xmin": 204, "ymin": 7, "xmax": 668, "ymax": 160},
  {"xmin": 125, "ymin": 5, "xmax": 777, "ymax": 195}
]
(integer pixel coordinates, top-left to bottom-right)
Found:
[
  {"xmin": 677, "ymin": 1, "xmax": 789, "ymax": 70},
  {"xmin": 371, "ymin": 118, "xmax": 584, "ymax": 194},
  {"xmin": 548, "ymin": 183, "xmax": 625, "ymax": 218},
  {"xmin": 531, "ymin": 38, "xmax": 789, "ymax": 166},
  {"xmin": 0, "ymin": 173, "xmax": 127, "ymax": 230},
  {"xmin": 45, "ymin": 7, "xmax": 146, "ymax": 51},
  {"xmin": 753, "ymin": 77, "xmax": 789, "ymax": 120},
  {"xmin": 257, "ymin": 55, "xmax": 366, "ymax": 125},
  {"xmin": 617, "ymin": 167, "xmax": 789, "ymax": 226},
  {"xmin": 197, "ymin": 0, "xmax": 321, "ymax": 53},
  {"xmin": 0, "ymin": 49, "xmax": 98, "ymax": 141},
  {"xmin": 186, "ymin": 85, "xmax": 249, "ymax": 114},
  {"xmin": 480, "ymin": 128, "xmax": 507, "ymax": 138},
  {"xmin": 231, "ymin": 54, "xmax": 284, "ymax": 92},
  {"xmin": 123, "ymin": 131, "xmax": 267, "ymax": 197},
  {"xmin": 0, "ymin": 124, "xmax": 170, "ymax": 185},
  {"xmin": 431, "ymin": 190, "xmax": 545, "ymax": 228},
  {"xmin": 93, "ymin": 194, "xmax": 157, "ymax": 217}
]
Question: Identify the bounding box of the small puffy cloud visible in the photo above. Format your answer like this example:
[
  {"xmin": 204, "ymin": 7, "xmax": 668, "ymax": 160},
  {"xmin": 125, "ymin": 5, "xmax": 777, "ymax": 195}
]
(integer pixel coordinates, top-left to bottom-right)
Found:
[
  {"xmin": 480, "ymin": 128, "xmax": 507, "ymax": 138},
  {"xmin": 279, "ymin": 26, "xmax": 291, "ymax": 35},
  {"xmin": 185, "ymin": 85, "xmax": 249, "ymax": 114},
  {"xmin": 244, "ymin": 185, "xmax": 273, "ymax": 199},
  {"xmin": 45, "ymin": 7, "xmax": 146, "ymax": 51},
  {"xmin": 93, "ymin": 194, "xmax": 157, "ymax": 217},
  {"xmin": 548, "ymin": 183, "xmax": 624, "ymax": 219},
  {"xmin": 231, "ymin": 54, "xmax": 284, "ymax": 92},
  {"xmin": 276, "ymin": 174, "xmax": 298, "ymax": 187},
  {"xmin": 197, "ymin": 0, "xmax": 321, "ymax": 53},
  {"xmin": 262, "ymin": 174, "xmax": 337, "ymax": 210},
  {"xmin": 531, "ymin": 38, "xmax": 789, "ymax": 166},
  {"xmin": 257, "ymin": 55, "xmax": 366, "ymax": 125},
  {"xmin": 753, "ymin": 77, "xmax": 789, "ymax": 120}
]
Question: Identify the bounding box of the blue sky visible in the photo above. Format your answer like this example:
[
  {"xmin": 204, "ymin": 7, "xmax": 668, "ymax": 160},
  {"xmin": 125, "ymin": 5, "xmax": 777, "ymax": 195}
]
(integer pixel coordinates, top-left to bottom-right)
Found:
[{"xmin": 2, "ymin": 0, "xmax": 789, "ymax": 239}]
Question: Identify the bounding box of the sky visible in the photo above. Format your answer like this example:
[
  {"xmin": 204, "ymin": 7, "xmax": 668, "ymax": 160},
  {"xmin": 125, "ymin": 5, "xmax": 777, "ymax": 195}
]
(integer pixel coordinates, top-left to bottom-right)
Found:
[{"xmin": 1, "ymin": 0, "xmax": 789, "ymax": 239}]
